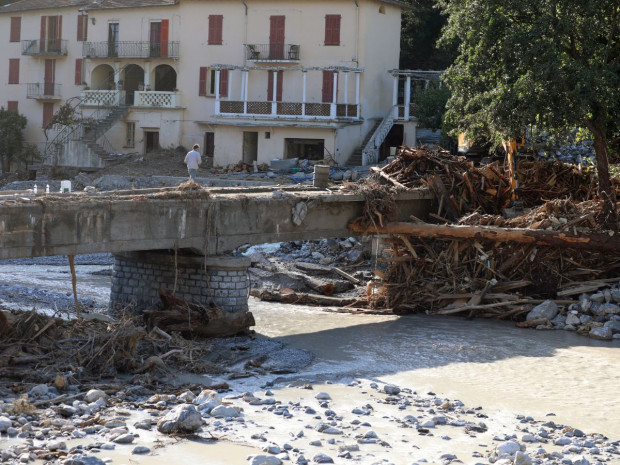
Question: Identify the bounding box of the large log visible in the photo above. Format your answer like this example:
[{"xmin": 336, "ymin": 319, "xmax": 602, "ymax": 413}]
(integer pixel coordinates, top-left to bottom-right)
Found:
[{"xmin": 349, "ymin": 220, "xmax": 620, "ymax": 252}]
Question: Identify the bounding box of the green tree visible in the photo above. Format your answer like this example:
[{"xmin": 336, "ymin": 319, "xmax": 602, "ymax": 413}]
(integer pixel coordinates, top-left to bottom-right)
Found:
[
  {"xmin": 412, "ymin": 81, "xmax": 451, "ymax": 131},
  {"xmin": 0, "ymin": 108, "xmax": 28, "ymax": 173},
  {"xmin": 400, "ymin": 0, "xmax": 456, "ymax": 70},
  {"xmin": 439, "ymin": 0, "xmax": 620, "ymax": 210}
]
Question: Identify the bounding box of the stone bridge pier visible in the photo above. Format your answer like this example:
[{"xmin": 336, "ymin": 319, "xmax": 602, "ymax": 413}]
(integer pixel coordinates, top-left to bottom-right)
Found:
[{"xmin": 109, "ymin": 251, "xmax": 252, "ymax": 330}]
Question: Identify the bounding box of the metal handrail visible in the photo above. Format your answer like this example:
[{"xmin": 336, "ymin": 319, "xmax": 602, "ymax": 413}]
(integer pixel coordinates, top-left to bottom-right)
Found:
[
  {"xmin": 361, "ymin": 105, "xmax": 397, "ymax": 166},
  {"xmin": 21, "ymin": 39, "xmax": 68, "ymax": 56},
  {"xmin": 83, "ymin": 41, "xmax": 180, "ymax": 58},
  {"xmin": 245, "ymin": 43, "xmax": 300, "ymax": 61},
  {"xmin": 27, "ymin": 83, "xmax": 62, "ymax": 99}
]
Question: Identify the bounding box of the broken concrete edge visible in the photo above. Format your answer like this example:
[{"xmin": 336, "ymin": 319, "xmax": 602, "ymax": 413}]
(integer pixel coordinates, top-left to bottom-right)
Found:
[{"xmin": 113, "ymin": 251, "xmax": 251, "ymax": 270}]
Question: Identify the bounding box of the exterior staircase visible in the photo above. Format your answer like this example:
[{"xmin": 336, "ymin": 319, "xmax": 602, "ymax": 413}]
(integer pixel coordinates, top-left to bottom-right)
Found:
[
  {"xmin": 347, "ymin": 120, "xmax": 381, "ymax": 166},
  {"xmin": 347, "ymin": 105, "xmax": 398, "ymax": 166}
]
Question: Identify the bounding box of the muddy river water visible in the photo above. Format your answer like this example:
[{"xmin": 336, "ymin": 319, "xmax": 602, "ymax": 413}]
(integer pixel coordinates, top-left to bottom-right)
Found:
[{"xmin": 1, "ymin": 262, "xmax": 619, "ymax": 463}]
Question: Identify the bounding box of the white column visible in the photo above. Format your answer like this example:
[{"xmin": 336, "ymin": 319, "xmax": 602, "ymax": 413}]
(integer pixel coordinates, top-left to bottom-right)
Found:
[
  {"xmin": 330, "ymin": 71, "xmax": 338, "ymax": 118},
  {"xmin": 344, "ymin": 72, "xmax": 349, "ymax": 105},
  {"xmin": 215, "ymin": 69, "xmax": 221, "ymax": 115},
  {"xmin": 271, "ymin": 70, "xmax": 278, "ymax": 116},
  {"xmin": 114, "ymin": 62, "xmax": 122, "ymax": 104},
  {"xmin": 144, "ymin": 62, "xmax": 151, "ymax": 89},
  {"xmin": 404, "ymin": 76, "xmax": 411, "ymax": 120},
  {"xmin": 355, "ymin": 72, "xmax": 361, "ymax": 119},
  {"xmin": 302, "ymin": 70, "xmax": 307, "ymax": 117},
  {"xmin": 392, "ymin": 74, "xmax": 399, "ymax": 118},
  {"xmin": 243, "ymin": 70, "xmax": 249, "ymax": 115},
  {"xmin": 228, "ymin": 71, "xmax": 233, "ymax": 102}
]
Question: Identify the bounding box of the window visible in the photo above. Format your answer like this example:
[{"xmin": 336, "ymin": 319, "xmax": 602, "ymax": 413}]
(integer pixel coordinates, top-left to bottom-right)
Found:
[
  {"xmin": 325, "ymin": 14, "xmax": 341, "ymax": 46},
  {"xmin": 7, "ymin": 101, "xmax": 18, "ymax": 112},
  {"xmin": 41, "ymin": 15, "xmax": 63, "ymax": 53},
  {"xmin": 74, "ymin": 58, "xmax": 83, "ymax": 85},
  {"xmin": 77, "ymin": 14, "xmax": 88, "ymax": 41},
  {"xmin": 8, "ymin": 59, "xmax": 19, "ymax": 84},
  {"xmin": 198, "ymin": 66, "xmax": 208, "ymax": 96},
  {"xmin": 126, "ymin": 122, "xmax": 135, "ymax": 148},
  {"xmin": 208, "ymin": 15, "xmax": 223, "ymax": 45},
  {"xmin": 42, "ymin": 102, "xmax": 54, "ymax": 128},
  {"xmin": 10, "ymin": 17, "xmax": 21, "ymax": 42}
]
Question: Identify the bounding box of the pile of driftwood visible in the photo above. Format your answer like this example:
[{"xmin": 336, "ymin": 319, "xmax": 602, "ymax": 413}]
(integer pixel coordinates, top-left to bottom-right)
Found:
[{"xmin": 352, "ymin": 146, "xmax": 620, "ymax": 318}]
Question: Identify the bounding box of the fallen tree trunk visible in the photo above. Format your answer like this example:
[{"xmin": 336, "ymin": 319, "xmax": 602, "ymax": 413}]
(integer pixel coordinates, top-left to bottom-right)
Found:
[
  {"xmin": 349, "ymin": 220, "xmax": 620, "ymax": 252},
  {"xmin": 143, "ymin": 290, "xmax": 255, "ymax": 338},
  {"xmin": 250, "ymin": 288, "xmax": 362, "ymax": 307}
]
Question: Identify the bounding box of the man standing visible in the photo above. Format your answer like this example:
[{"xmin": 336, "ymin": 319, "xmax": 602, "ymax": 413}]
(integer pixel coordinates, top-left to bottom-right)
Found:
[{"xmin": 184, "ymin": 144, "xmax": 202, "ymax": 180}]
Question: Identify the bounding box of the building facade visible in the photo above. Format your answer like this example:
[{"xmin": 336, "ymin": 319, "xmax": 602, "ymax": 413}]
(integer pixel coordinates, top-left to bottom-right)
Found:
[{"xmin": 0, "ymin": 0, "xmax": 418, "ymax": 169}]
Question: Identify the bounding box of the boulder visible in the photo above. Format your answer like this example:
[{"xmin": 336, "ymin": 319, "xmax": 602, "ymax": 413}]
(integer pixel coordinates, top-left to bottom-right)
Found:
[
  {"xmin": 209, "ymin": 405, "xmax": 241, "ymax": 418},
  {"xmin": 84, "ymin": 389, "xmax": 107, "ymax": 404},
  {"xmin": 157, "ymin": 404, "xmax": 203, "ymax": 434},
  {"xmin": 526, "ymin": 300, "xmax": 558, "ymax": 322},
  {"xmin": 589, "ymin": 326, "xmax": 613, "ymax": 340},
  {"xmin": 0, "ymin": 416, "xmax": 12, "ymax": 432},
  {"xmin": 249, "ymin": 456, "xmax": 283, "ymax": 465}
]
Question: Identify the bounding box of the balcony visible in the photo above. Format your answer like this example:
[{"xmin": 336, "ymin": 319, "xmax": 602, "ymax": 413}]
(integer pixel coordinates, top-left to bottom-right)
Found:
[
  {"xmin": 27, "ymin": 83, "xmax": 62, "ymax": 100},
  {"xmin": 245, "ymin": 44, "xmax": 300, "ymax": 62},
  {"xmin": 134, "ymin": 91, "xmax": 180, "ymax": 108},
  {"xmin": 22, "ymin": 39, "xmax": 68, "ymax": 56},
  {"xmin": 80, "ymin": 90, "xmax": 125, "ymax": 106},
  {"xmin": 396, "ymin": 104, "xmax": 416, "ymax": 120},
  {"xmin": 218, "ymin": 101, "xmax": 359, "ymax": 120},
  {"xmin": 83, "ymin": 41, "xmax": 180, "ymax": 59}
]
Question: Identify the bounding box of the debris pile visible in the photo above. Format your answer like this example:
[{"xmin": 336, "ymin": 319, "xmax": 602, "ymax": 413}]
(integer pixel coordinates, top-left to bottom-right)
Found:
[{"xmin": 351, "ymin": 146, "xmax": 620, "ymax": 338}]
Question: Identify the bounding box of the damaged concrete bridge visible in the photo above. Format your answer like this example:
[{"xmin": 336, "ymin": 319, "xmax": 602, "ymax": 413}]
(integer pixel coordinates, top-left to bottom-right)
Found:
[{"xmin": 0, "ymin": 185, "xmax": 433, "ymax": 330}]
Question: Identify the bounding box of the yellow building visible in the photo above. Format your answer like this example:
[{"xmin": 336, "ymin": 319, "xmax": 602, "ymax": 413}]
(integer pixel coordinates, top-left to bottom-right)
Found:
[{"xmin": 0, "ymin": 0, "xmax": 419, "ymax": 169}]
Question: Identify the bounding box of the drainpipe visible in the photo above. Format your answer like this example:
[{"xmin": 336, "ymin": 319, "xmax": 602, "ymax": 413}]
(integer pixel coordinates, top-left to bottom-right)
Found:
[
  {"xmin": 353, "ymin": 0, "xmax": 359, "ymax": 65},
  {"xmin": 242, "ymin": 0, "xmax": 248, "ymax": 64}
]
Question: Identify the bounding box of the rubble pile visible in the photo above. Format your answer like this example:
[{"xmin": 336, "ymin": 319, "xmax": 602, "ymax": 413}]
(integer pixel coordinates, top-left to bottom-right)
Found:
[{"xmin": 354, "ymin": 146, "xmax": 620, "ymax": 339}]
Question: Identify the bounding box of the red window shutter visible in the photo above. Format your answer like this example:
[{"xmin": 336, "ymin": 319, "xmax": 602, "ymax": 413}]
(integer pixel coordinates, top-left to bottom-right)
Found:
[
  {"xmin": 75, "ymin": 59, "xmax": 83, "ymax": 85},
  {"xmin": 325, "ymin": 15, "xmax": 341, "ymax": 46},
  {"xmin": 7, "ymin": 101, "xmax": 18, "ymax": 112},
  {"xmin": 198, "ymin": 67, "xmax": 208, "ymax": 96},
  {"xmin": 40, "ymin": 16, "xmax": 47, "ymax": 52},
  {"xmin": 219, "ymin": 69, "xmax": 229, "ymax": 97},
  {"xmin": 10, "ymin": 17, "xmax": 21, "ymax": 42},
  {"xmin": 322, "ymin": 70, "xmax": 334, "ymax": 102},
  {"xmin": 8, "ymin": 59, "xmax": 19, "ymax": 84},
  {"xmin": 208, "ymin": 15, "xmax": 223, "ymax": 45},
  {"xmin": 42, "ymin": 102, "xmax": 54, "ymax": 128},
  {"xmin": 77, "ymin": 15, "xmax": 84, "ymax": 41},
  {"xmin": 267, "ymin": 71, "xmax": 283, "ymax": 102},
  {"xmin": 161, "ymin": 19, "xmax": 169, "ymax": 57}
]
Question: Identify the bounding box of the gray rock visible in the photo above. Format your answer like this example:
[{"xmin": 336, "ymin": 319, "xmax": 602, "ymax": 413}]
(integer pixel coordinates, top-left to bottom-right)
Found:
[
  {"xmin": 312, "ymin": 453, "xmax": 334, "ymax": 464},
  {"xmin": 132, "ymin": 446, "xmax": 151, "ymax": 455},
  {"xmin": 210, "ymin": 405, "xmax": 241, "ymax": 418},
  {"xmin": 383, "ymin": 384, "xmax": 401, "ymax": 395},
  {"xmin": 314, "ymin": 392, "xmax": 331, "ymax": 400},
  {"xmin": 605, "ymin": 319, "xmax": 620, "ymax": 334},
  {"xmin": 589, "ymin": 292, "xmax": 605, "ymax": 303},
  {"xmin": 0, "ymin": 416, "xmax": 11, "ymax": 432},
  {"xmin": 526, "ymin": 300, "xmax": 558, "ymax": 321},
  {"xmin": 78, "ymin": 458, "xmax": 107, "ymax": 465},
  {"xmin": 514, "ymin": 451, "xmax": 532, "ymax": 465},
  {"xmin": 496, "ymin": 440, "xmax": 521, "ymax": 456},
  {"xmin": 47, "ymin": 441, "xmax": 67, "ymax": 451},
  {"xmin": 566, "ymin": 313, "xmax": 581, "ymax": 326},
  {"xmin": 157, "ymin": 404, "xmax": 203, "ymax": 434},
  {"xmin": 250, "ymin": 456, "xmax": 283, "ymax": 465},
  {"xmin": 571, "ymin": 456, "xmax": 590, "ymax": 465},
  {"xmin": 600, "ymin": 303, "xmax": 620, "ymax": 315},
  {"xmin": 28, "ymin": 384, "xmax": 49, "ymax": 398},
  {"xmin": 551, "ymin": 314, "xmax": 566, "ymax": 326},
  {"xmin": 58, "ymin": 405, "xmax": 78, "ymax": 417},
  {"xmin": 84, "ymin": 389, "xmax": 107, "ymax": 404},
  {"xmin": 589, "ymin": 326, "xmax": 613, "ymax": 340},
  {"xmin": 112, "ymin": 433, "xmax": 135, "ymax": 444}
]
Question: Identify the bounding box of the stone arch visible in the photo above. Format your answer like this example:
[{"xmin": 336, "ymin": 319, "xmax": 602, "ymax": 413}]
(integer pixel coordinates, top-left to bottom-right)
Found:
[
  {"xmin": 154, "ymin": 64, "xmax": 177, "ymax": 91},
  {"xmin": 91, "ymin": 64, "xmax": 114, "ymax": 90}
]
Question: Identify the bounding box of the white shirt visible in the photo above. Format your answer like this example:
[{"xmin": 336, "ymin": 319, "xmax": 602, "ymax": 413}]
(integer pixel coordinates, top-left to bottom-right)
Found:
[{"xmin": 184, "ymin": 150, "xmax": 202, "ymax": 169}]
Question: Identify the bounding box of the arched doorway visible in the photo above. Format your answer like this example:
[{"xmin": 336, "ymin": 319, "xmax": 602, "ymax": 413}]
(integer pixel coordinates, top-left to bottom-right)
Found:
[
  {"xmin": 154, "ymin": 64, "xmax": 177, "ymax": 91},
  {"xmin": 122, "ymin": 64, "xmax": 145, "ymax": 105},
  {"xmin": 91, "ymin": 64, "xmax": 114, "ymax": 90}
]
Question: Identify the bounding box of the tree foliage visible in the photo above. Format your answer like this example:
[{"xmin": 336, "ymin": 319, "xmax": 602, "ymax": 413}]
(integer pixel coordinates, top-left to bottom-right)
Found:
[
  {"xmin": 412, "ymin": 82, "xmax": 451, "ymax": 131},
  {"xmin": 439, "ymin": 0, "xmax": 620, "ymax": 206},
  {"xmin": 400, "ymin": 0, "xmax": 457, "ymax": 70},
  {"xmin": 0, "ymin": 108, "xmax": 28, "ymax": 173}
]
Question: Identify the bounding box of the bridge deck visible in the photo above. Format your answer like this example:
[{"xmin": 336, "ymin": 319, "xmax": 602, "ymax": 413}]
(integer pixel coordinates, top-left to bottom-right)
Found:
[{"xmin": 0, "ymin": 185, "xmax": 434, "ymax": 259}]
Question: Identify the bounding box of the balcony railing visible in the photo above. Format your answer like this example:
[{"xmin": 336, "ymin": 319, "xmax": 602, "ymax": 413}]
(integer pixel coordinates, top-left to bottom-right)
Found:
[
  {"xmin": 27, "ymin": 83, "xmax": 62, "ymax": 99},
  {"xmin": 245, "ymin": 44, "xmax": 300, "ymax": 62},
  {"xmin": 83, "ymin": 41, "xmax": 180, "ymax": 59},
  {"xmin": 80, "ymin": 90, "xmax": 125, "ymax": 106},
  {"xmin": 22, "ymin": 39, "xmax": 68, "ymax": 56},
  {"xmin": 397, "ymin": 104, "xmax": 416, "ymax": 120},
  {"xmin": 134, "ymin": 91, "xmax": 180, "ymax": 108},
  {"xmin": 218, "ymin": 100, "xmax": 359, "ymax": 120}
]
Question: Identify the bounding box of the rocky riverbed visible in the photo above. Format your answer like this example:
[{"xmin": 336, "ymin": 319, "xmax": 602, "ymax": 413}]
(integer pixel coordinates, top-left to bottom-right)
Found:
[{"xmin": 1, "ymin": 375, "xmax": 619, "ymax": 465}]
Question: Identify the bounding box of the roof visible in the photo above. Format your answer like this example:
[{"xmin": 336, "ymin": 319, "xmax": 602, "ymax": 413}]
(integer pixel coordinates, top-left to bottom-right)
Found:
[
  {"xmin": 0, "ymin": 0, "xmax": 176, "ymax": 14},
  {"xmin": 1, "ymin": 0, "xmax": 408, "ymax": 14}
]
